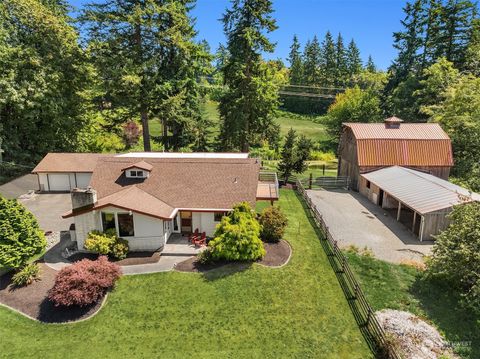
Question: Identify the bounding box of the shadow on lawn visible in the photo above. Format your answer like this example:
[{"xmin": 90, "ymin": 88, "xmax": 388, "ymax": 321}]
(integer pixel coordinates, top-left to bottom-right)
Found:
[
  {"xmin": 294, "ymin": 191, "xmax": 383, "ymax": 357},
  {"xmin": 409, "ymin": 277, "xmax": 480, "ymax": 358},
  {"xmin": 201, "ymin": 262, "xmax": 252, "ymax": 282}
]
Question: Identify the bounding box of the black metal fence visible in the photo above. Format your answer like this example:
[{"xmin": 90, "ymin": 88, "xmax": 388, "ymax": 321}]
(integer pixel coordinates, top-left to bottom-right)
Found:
[{"xmin": 296, "ymin": 180, "xmax": 401, "ymax": 359}]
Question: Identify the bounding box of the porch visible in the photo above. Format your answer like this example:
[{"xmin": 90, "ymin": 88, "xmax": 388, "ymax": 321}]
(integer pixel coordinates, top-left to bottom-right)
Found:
[
  {"xmin": 256, "ymin": 171, "xmax": 279, "ymax": 202},
  {"xmin": 164, "ymin": 233, "xmax": 203, "ymax": 256}
]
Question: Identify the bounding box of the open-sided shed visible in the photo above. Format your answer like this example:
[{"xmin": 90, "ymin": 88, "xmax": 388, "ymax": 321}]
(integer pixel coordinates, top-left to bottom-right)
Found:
[{"xmin": 359, "ymin": 166, "xmax": 480, "ymax": 240}]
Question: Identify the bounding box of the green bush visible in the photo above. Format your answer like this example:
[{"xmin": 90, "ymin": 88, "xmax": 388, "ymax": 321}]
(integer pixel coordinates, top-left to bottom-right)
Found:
[
  {"xmin": 111, "ymin": 238, "xmax": 129, "ymax": 260},
  {"xmin": 208, "ymin": 202, "xmax": 265, "ymax": 261},
  {"xmin": 0, "ymin": 196, "xmax": 46, "ymax": 269},
  {"xmin": 259, "ymin": 206, "xmax": 288, "ymax": 243},
  {"xmin": 309, "ymin": 150, "xmax": 336, "ymax": 162},
  {"xmin": 12, "ymin": 263, "xmax": 40, "ymax": 286},
  {"xmin": 84, "ymin": 230, "xmax": 129, "ymax": 260},
  {"xmin": 197, "ymin": 248, "xmax": 213, "ymax": 264},
  {"xmin": 84, "ymin": 231, "xmax": 116, "ymax": 255}
]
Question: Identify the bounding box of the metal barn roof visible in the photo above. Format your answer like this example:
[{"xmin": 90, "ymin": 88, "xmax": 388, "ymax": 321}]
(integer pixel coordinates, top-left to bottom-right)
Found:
[
  {"xmin": 342, "ymin": 122, "xmax": 454, "ymax": 167},
  {"xmin": 361, "ymin": 166, "xmax": 480, "ymax": 214}
]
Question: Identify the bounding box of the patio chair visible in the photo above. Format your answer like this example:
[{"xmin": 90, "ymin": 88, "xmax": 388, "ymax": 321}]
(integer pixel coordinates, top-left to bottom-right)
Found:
[
  {"xmin": 194, "ymin": 232, "xmax": 207, "ymax": 247},
  {"xmin": 189, "ymin": 228, "xmax": 199, "ymax": 243}
]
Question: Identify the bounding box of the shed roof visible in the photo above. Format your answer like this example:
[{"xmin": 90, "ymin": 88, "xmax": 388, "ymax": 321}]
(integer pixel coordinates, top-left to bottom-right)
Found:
[
  {"xmin": 361, "ymin": 166, "xmax": 480, "ymax": 214},
  {"xmin": 342, "ymin": 122, "xmax": 453, "ymax": 167}
]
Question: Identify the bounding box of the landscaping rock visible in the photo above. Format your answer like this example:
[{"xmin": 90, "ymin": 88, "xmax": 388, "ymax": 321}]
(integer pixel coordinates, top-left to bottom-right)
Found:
[
  {"xmin": 375, "ymin": 309, "xmax": 458, "ymax": 359},
  {"xmin": 45, "ymin": 231, "xmax": 61, "ymax": 250}
]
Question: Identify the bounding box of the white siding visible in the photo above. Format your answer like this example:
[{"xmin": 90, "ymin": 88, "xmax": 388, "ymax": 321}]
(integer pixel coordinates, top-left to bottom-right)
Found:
[
  {"xmin": 38, "ymin": 174, "xmax": 49, "ymax": 191},
  {"xmin": 74, "ymin": 211, "xmax": 100, "ymax": 250},
  {"xmin": 192, "ymin": 212, "xmax": 219, "ymax": 237}
]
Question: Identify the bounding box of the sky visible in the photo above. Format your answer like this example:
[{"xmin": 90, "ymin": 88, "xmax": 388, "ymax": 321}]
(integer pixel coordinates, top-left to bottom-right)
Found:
[{"xmin": 68, "ymin": 0, "xmax": 408, "ymax": 70}]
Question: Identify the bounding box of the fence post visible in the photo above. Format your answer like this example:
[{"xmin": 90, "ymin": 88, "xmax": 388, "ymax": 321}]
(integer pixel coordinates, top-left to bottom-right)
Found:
[
  {"xmin": 322, "ymin": 164, "xmax": 325, "ymax": 176},
  {"xmin": 309, "ymin": 173, "xmax": 313, "ymax": 189}
]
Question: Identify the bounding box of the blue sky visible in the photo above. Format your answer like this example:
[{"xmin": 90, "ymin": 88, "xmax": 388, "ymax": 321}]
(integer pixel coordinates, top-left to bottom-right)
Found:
[{"xmin": 69, "ymin": 0, "xmax": 407, "ymax": 70}]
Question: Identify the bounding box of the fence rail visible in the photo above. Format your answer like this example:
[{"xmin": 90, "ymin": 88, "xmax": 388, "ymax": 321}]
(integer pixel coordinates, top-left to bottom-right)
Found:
[
  {"xmin": 296, "ymin": 180, "xmax": 401, "ymax": 359},
  {"xmin": 305, "ymin": 175, "xmax": 350, "ymax": 189}
]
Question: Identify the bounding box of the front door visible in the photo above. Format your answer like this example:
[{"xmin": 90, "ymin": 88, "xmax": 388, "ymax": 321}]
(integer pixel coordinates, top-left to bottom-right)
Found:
[{"xmin": 180, "ymin": 211, "xmax": 192, "ymax": 234}]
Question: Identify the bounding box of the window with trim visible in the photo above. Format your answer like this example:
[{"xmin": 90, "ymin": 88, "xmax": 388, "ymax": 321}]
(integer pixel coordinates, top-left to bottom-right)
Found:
[
  {"xmin": 129, "ymin": 170, "xmax": 145, "ymax": 178},
  {"xmin": 117, "ymin": 213, "xmax": 135, "ymax": 237},
  {"xmin": 214, "ymin": 212, "xmax": 225, "ymax": 222},
  {"xmin": 101, "ymin": 212, "xmax": 116, "ymax": 232}
]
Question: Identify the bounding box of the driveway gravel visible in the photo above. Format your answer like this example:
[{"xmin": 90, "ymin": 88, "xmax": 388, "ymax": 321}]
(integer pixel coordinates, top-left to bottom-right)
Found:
[{"xmin": 306, "ymin": 189, "xmax": 433, "ymax": 264}]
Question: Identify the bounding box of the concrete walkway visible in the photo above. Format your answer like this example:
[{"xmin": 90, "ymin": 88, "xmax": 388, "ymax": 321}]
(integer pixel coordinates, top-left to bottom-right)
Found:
[{"xmin": 306, "ymin": 189, "xmax": 434, "ymax": 264}]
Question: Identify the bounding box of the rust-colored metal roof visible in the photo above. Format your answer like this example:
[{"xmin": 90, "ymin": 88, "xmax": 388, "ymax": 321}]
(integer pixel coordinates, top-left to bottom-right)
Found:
[{"xmin": 343, "ymin": 123, "xmax": 453, "ymax": 167}]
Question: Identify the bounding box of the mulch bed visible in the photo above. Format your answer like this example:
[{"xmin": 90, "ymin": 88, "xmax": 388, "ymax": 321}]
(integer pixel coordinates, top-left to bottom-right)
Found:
[
  {"xmin": 0, "ymin": 262, "xmax": 103, "ymax": 323},
  {"xmin": 175, "ymin": 240, "xmax": 291, "ymax": 273},
  {"xmin": 68, "ymin": 251, "xmax": 161, "ymax": 266}
]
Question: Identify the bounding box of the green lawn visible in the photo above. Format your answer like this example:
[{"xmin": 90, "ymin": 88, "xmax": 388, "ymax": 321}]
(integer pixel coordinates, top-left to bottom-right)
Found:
[
  {"xmin": 345, "ymin": 252, "xmax": 480, "ymax": 358},
  {"xmin": 0, "ymin": 190, "xmax": 371, "ymax": 358},
  {"xmin": 149, "ymin": 100, "xmax": 328, "ymax": 144}
]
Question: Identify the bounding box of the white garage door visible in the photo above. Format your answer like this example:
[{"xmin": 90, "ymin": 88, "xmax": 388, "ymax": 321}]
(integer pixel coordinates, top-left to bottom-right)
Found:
[
  {"xmin": 48, "ymin": 174, "xmax": 71, "ymax": 191},
  {"xmin": 75, "ymin": 173, "xmax": 92, "ymax": 188}
]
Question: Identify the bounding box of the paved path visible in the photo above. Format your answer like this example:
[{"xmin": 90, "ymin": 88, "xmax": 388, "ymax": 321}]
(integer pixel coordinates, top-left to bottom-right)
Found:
[
  {"xmin": 306, "ymin": 189, "xmax": 433, "ymax": 264},
  {"xmin": 19, "ymin": 193, "xmax": 73, "ymax": 232},
  {"xmin": 0, "ymin": 174, "xmax": 37, "ymax": 199}
]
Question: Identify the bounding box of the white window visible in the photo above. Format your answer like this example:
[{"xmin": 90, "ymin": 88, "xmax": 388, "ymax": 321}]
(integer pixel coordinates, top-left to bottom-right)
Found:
[
  {"xmin": 101, "ymin": 211, "xmax": 135, "ymax": 237},
  {"xmin": 126, "ymin": 169, "xmax": 148, "ymax": 178}
]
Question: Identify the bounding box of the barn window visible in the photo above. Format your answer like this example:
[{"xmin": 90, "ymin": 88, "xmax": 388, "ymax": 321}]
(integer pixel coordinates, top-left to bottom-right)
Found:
[{"xmin": 366, "ymin": 180, "xmax": 371, "ymax": 189}]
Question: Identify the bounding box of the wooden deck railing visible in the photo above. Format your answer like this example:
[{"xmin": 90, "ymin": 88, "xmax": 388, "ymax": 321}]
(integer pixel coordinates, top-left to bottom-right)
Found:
[{"xmin": 296, "ymin": 180, "xmax": 402, "ymax": 359}]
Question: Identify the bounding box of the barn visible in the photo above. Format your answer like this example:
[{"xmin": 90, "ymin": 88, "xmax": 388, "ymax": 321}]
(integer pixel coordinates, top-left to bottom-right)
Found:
[
  {"xmin": 32, "ymin": 153, "xmax": 111, "ymax": 192},
  {"xmin": 337, "ymin": 117, "xmax": 454, "ymax": 190},
  {"xmin": 359, "ymin": 166, "xmax": 480, "ymax": 240}
]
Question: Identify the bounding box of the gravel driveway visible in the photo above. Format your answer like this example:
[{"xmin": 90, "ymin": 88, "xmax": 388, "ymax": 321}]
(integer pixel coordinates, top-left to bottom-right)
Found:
[{"xmin": 306, "ymin": 189, "xmax": 433, "ymax": 264}]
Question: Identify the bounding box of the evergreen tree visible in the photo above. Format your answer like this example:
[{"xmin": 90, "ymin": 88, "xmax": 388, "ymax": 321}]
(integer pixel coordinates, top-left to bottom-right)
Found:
[
  {"xmin": 421, "ymin": 0, "xmax": 444, "ymax": 67},
  {"xmin": 335, "ymin": 33, "xmax": 348, "ymax": 86},
  {"xmin": 288, "ymin": 35, "xmax": 304, "ymax": 84},
  {"xmin": 218, "ymin": 0, "xmax": 279, "ymax": 152},
  {"xmin": 366, "ymin": 55, "xmax": 377, "ymax": 72},
  {"xmin": 320, "ymin": 31, "xmax": 336, "ymax": 86},
  {"xmin": 389, "ymin": 0, "xmax": 425, "ymax": 86},
  {"xmin": 437, "ymin": 0, "xmax": 477, "ymax": 66},
  {"xmin": 465, "ymin": 18, "xmax": 480, "ymax": 76},
  {"xmin": 81, "ymin": 0, "xmax": 205, "ymax": 151},
  {"xmin": 346, "ymin": 39, "xmax": 362, "ymax": 79},
  {"xmin": 277, "ymin": 128, "xmax": 311, "ymax": 183},
  {"xmin": 303, "ymin": 36, "xmax": 322, "ymax": 85}
]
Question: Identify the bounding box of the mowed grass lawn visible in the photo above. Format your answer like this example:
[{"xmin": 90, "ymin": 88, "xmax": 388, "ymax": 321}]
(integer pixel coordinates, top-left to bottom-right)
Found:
[
  {"xmin": 0, "ymin": 190, "xmax": 371, "ymax": 358},
  {"xmin": 346, "ymin": 252, "xmax": 480, "ymax": 358},
  {"xmin": 149, "ymin": 100, "xmax": 328, "ymax": 143}
]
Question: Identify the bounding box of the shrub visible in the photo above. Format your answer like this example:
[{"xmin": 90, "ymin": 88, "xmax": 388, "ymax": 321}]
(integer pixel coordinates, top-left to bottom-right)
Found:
[
  {"xmin": 259, "ymin": 206, "xmax": 288, "ymax": 243},
  {"xmin": 426, "ymin": 202, "xmax": 480, "ymax": 313},
  {"xmin": 0, "ymin": 196, "xmax": 46, "ymax": 268},
  {"xmin": 12, "ymin": 263, "xmax": 40, "ymax": 286},
  {"xmin": 208, "ymin": 202, "xmax": 265, "ymax": 261},
  {"xmin": 48, "ymin": 256, "xmax": 121, "ymax": 307},
  {"xmin": 111, "ymin": 238, "xmax": 129, "ymax": 260},
  {"xmin": 197, "ymin": 248, "xmax": 213, "ymax": 264},
  {"xmin": 84, "ymin": 230, "xmax": 129, "ymax": 259}
]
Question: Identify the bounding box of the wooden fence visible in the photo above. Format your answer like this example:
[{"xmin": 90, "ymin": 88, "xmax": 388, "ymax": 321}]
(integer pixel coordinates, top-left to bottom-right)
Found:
[
  {"xmin": 296, "ymin": 180, "xmax": 401, "ymax": 359},
  {"xmin": 305, "ymin": 175, "xmax": 350, "ymax": 189}
]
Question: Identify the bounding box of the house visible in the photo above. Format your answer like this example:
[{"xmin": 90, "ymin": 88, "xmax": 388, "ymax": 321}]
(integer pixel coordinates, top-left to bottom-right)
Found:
[
  {"xmin": 359, "ymin": 166, "xmax": 480, "ymax": 240},
  {"xmin": 52, "ymin": 152, "xmax": 278, "ymax": 252},
  {"xmin": 337, "ymin": 117, "xmax": 454, "ymax": 190}
]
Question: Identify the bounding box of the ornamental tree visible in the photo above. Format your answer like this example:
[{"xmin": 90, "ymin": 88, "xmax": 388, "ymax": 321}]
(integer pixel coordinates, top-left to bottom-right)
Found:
[
  {"xmin": 0, "ymin": 196, "xmax": 46, "ymax": 268},
  {"xmin": 259, "ymin": 206, "xmax": 288, "ymax": 243},
  {"xmin": 208, "ymin": 202, "xmax": 265, "ymax": 261},
  {"xmin": 426, "ymin": 202, "xmax": 480, "ymax": 313}
]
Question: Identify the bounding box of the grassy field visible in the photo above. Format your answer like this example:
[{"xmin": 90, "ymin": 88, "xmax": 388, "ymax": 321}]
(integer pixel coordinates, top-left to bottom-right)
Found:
[
  {"xmin": 149, "ymin": 100, "xmax": 328, "ymax": 144},
  {"xmin": 0, "ymin": 190, "xmax": 371, "ymax": 358},
  {"xmin": 345, "ymin": 252, "xmax": 479, "ymax": 358}
]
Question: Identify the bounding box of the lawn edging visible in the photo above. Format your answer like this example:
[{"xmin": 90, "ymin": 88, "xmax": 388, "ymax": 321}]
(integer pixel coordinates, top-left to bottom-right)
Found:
[
  {"xmin": 296, "ymin": 180, "xmax": 401, "ymax": 359},
  {"xmin": 255, "ymin": 240, "xmax": 292, "ymax": 269}
]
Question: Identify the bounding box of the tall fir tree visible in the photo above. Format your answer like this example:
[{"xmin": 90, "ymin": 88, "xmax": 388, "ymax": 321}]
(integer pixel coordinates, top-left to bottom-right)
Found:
[
  {"xmin": 320, "ymin": 31, "xmax": 336, "ymax": 86},
  {"xmin": 81, "ymin": 0, "xmax": 205, "ymax": 151},
  {"xmin": 335, "ymin": 33, "xmax": 348, "ymax": 86},
  {"xmin": 288, "ymin": 35, "xmax": 304, "ymax": 85},
  {"xmin": 346, "ymin": 39, "xmax": 363, "ymax": 79},
  {"xmin": 421, "ymin": 0, "xmax": 444, "ymax": 67},
  {"xmin": 218, "ymin": 0, "xmax": 279, "ymax": 152},
  {"xmin": 465, "ymin": 18, "xmax": 480, "ymax": 76},
  {"xmin": 303, "ymin": 36, "xmax": 322, "ymax": 85},
  {"xmin": 366, "ymin": 55, "xmax": 377, "ymax": 72}
]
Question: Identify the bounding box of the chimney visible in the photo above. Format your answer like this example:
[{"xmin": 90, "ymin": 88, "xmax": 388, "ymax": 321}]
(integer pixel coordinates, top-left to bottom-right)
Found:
[
  {"xmin": 71, "ymin": 187, "xmax": 97, "ymax": 211},
  {"xmin": 384, "ymin": 116, "xmax": 403, "ymax": 129}
]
